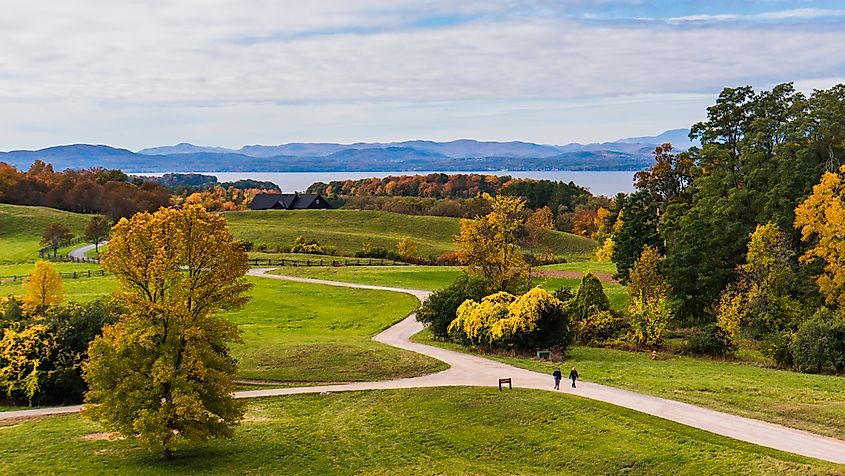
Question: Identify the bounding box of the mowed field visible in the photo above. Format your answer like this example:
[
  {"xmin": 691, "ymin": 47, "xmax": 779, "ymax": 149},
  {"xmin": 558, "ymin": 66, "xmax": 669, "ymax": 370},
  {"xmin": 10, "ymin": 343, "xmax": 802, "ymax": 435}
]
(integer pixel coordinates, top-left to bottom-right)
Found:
[
  {"xmin": 222, "ymin": 277, "xmax": 445, "ymax": 383},
  {"xmin": 0, "ymin": 388, "xmax": 837, "ymax": 475},
  {"xmin": 268, "ymin": 264, "xmax": 630, "ymax": 310},
  {"xmin": 413, "ymin": 330, "xmax": 845, "ymax": 440},
  {"xmin": 0, "ymin": 203, "xmax": 94, "ymax": 263},
  {"xmin": 224, "ymin": 209, "xmax": 597, "ymax": 258}
]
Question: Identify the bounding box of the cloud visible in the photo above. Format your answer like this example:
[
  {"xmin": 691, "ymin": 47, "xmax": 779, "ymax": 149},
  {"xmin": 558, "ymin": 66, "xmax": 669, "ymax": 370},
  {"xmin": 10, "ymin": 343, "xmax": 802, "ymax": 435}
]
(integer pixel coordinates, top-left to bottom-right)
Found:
[{"xmin": 0, "ymin": 1, "xmax": 843, "ymax": 148}]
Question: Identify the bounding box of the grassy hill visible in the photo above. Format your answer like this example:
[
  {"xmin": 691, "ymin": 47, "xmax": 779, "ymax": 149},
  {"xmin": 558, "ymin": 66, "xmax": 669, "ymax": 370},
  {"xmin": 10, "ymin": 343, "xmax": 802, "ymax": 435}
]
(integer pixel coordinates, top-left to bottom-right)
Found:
[
  {"xmin": 224, "ymin": 209, "xmax": 596, "ymax": 259},
  {"xmin": 0, "ymin": 203, "xmax": 94, "ymax": 263},
  {"xmin": 1, "ymin": 388, "xmax": 837, "ymax": 474}
]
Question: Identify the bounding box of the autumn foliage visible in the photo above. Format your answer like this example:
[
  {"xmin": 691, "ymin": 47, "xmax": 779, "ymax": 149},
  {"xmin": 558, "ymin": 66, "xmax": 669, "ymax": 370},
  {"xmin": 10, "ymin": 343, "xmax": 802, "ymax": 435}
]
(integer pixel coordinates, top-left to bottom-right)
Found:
[
  {"xmin": 84, "ymin": 204, "xmax": 251, "ymax": 459},
  {"xmin": 0, "ymin": 161, "xmax": 170, "ymax": 220}
]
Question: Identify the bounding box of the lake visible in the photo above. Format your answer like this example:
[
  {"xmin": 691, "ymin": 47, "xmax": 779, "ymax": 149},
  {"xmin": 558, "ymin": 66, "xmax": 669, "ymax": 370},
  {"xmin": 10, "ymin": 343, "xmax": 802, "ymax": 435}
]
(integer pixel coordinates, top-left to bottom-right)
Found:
[{"xmin": 145, "ymin": 171, "xmax": 637, "ymax": 196}]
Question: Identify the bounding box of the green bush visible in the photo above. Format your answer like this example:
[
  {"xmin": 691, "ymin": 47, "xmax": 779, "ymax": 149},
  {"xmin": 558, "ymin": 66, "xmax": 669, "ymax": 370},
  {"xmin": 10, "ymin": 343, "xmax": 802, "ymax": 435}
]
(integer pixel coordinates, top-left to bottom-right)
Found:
[
  {"xmin": 792, "ymin": 308, "xmax": 845, "ymax": 374},
  {"xmin": 571, "ymin": 273, "xmax": 610, "ymax": 321},
  {"xmin": 762, "ymin": 331, "xmax": 795, "ymax": 369},
  {"xmin": 575, "ymin": 309, "xmax": 628, "ymax": 345},
  {"xmin": 416, "ymin": 274, "xmax": 488, "ymax": 340},
  {"xmin": 684, "ymin": 323, "xmax": 737, "ymax": 357},
  {"xmin": 0, "ymin": 298, "xmax": 119, "ymax": 405}
]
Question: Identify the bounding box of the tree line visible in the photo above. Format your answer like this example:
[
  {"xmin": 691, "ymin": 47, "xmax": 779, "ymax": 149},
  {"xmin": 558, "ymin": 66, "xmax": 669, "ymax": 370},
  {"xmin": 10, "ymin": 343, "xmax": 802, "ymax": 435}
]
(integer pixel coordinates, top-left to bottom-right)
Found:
[
  {"xmin": 309, "ymin": 173, "xmax": 610, "ymax": 237},
  {"xmin": 601, "ymin": 82, "xmax": 845, "ymax": 371},
  {"xmin": 0, "ymin": 161, "xmax": 170, "ymax": 220}
]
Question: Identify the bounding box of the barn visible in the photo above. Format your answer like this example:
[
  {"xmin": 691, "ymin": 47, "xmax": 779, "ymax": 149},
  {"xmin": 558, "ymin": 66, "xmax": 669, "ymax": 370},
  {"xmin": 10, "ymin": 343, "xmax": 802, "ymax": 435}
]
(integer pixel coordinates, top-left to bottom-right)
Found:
[{"xmin": 248, "ymin": 192, "xmax": 333, "ymax": 210}]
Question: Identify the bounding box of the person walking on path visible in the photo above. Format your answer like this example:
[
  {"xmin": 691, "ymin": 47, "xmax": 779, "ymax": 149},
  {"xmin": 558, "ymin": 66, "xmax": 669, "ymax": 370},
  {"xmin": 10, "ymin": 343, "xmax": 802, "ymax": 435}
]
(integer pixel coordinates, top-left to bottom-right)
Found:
[
  {"xmin": 552, "ymin": 367, "xmax": 562, "ymax": 390},
  {"xmin": 569, "ymin": 367, "xmax": 579, "ymax": 388}
]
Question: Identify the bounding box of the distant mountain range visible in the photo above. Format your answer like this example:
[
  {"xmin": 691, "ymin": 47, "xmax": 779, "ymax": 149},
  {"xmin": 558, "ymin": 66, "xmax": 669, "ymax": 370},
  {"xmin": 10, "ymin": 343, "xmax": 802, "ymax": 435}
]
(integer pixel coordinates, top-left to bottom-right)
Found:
[{"xmin": 0, "ymin": 129, "xmax": 696, "ymax": 173}]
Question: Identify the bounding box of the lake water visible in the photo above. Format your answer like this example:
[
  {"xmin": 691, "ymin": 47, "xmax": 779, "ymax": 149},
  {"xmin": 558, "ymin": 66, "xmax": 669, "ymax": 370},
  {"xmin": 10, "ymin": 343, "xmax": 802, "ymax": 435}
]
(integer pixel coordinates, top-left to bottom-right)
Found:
[{"xmin": 144, "ymin": 171, "xmax": 636, "ymax": 196}]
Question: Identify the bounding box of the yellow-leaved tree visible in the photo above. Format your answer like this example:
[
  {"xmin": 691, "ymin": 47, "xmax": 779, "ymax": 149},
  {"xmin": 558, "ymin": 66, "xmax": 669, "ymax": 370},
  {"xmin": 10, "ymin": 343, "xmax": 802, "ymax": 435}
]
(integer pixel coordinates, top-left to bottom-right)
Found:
[
  {"xmin": 396, "ymin": 236, "xmax": 418, "ymax": 258},
  {"xmin": 627, "ymin": 245, "xmax": 669, "ymax": 302},
  {"xmin": 21, "ymin": 260, "xmax": 64, "ymax": 312},
  {"xmin": 716, "ymin": 222, "xmax": 799, "ymax": 343},
  {"xmin": 83, "ymin": 204, "xmax": 251, "ymax": 460},
  {"xmin": 795, "ymin": 166, "xmax": 845, "ymax": 307},
  {"xmin": 454, "ymin": 194, "xmax": 529, "ymax": 292}
]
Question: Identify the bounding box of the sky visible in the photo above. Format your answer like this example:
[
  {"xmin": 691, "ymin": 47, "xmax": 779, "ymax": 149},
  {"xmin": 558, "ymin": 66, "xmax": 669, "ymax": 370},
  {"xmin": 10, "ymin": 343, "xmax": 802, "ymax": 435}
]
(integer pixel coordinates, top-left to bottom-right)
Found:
[{"xmin": 1, "ymin": 0, "xmax": 844, "ymax": 151}]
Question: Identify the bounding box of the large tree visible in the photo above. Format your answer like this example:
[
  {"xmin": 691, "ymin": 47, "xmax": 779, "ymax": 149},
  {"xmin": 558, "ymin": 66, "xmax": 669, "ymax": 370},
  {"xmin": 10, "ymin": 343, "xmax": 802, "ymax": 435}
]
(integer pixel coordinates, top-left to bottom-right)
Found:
[
  {"xmin": 83, "ymin": 204, "xmax": 251, "ymax": 460},
  {"xmin": 661, "ymin": 83, "xmax": 836, "ymax": 321},
  {"xmin": 795, "ymin": 166, "xmax": 845, "ymax": 308},
  {"xmin": 454, "ymin": 194, "xmax": 529, "ymax": 292}
]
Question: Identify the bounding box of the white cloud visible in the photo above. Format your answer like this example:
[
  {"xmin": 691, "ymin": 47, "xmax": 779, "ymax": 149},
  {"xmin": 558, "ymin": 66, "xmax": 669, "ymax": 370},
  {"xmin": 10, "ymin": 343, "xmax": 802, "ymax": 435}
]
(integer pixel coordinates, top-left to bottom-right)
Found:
[{"xmin": 0, "ymin": 1, "xmax": 843, "ymax": 148}]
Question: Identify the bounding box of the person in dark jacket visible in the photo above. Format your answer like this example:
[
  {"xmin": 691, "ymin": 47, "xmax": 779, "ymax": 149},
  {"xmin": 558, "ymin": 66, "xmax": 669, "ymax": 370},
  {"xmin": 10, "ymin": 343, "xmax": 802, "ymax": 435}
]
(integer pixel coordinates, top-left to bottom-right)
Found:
[
  {"xmin": 552, "ymin": 367, "xmax": 562, "ymax": 390},
  {"xmin": 569, "ymin": 367, "xmax": 579, "ymax": 388}
]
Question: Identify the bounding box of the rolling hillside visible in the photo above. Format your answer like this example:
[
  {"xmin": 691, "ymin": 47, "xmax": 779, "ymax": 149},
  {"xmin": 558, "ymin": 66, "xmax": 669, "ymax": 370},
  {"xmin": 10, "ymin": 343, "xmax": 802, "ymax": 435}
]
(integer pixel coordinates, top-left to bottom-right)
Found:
[
  {"xmin": 224, "ymin": 209, "xmax": 596, "ymax": 258},
  {"xmin": 0, "ymin": 203, "xmax": 94, "ymax": 263}
]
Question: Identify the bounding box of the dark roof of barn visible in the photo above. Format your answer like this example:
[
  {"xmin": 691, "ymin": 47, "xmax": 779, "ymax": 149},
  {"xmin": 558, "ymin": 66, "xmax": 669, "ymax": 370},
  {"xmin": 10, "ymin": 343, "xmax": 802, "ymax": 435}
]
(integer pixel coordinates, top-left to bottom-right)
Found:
[{"xmin": 249, "ymin": 193, "xmax": 330, "ymax": 210}]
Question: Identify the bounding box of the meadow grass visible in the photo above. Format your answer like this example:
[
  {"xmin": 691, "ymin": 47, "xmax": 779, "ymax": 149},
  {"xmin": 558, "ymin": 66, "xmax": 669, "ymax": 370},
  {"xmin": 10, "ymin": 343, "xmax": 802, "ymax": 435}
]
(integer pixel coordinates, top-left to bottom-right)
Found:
[
  {"xmin": 269, "ymin": 265, "xmax": 630, "ymax": 310},
  {"xmin": 224, "ymin": 208, "xmax": 596, "ymax": 258},
  {"xmin": 1, "ymin": 271, "xmax": 443, "ymax": 383},
  {"xmin": 413, "ymin": 329, "xmax": 845, "ymax": 440},
  {"xmin": 221, "ymin": 277, "xmax": 445, "ymax": 383},
  {"xmin": 0, "ymin": 387, "xmax": 838, "ymax": 475},
  {"xmin": 0, "ymin": 203, "xmax": 95, "ymax": 263}
]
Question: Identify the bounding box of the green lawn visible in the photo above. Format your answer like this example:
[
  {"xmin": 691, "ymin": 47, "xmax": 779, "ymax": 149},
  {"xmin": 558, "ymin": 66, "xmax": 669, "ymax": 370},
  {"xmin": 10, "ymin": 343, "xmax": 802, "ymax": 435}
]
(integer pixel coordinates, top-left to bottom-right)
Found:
[
  {"xmin": 224, "ymin": 209, "xmax": 596, "ymax": 258},
  {"xmin": 0, "ymin": 268, "xmax": 116, "ymax": 302},
  {"xmin": 413, "ymin": 329, "xmax": 845, "ymax": 440},
  {"xmin": 541, "ymin": 260, "xmax": 618, "ymax": 275},
  {"xmin": 222, "ymin": 277, "xmax": 445, "ymax": 383},
  {"xmin": 268, "ymin": 266, "xmax": 629, "ymax": 310},
  {"xmin": 1, "ymin": 270, "xmax": 443, "ymax": 383},
  {"xmin": 0, "ymin": 203, "xmax": 96, "ymax": 263},
  {"xmin": 0, "ymin": 388, "xmax": 837, "ymax": 475},
  {"xmin": 269, "ymin": 265, "xmax": 462, "ymax": 291}
]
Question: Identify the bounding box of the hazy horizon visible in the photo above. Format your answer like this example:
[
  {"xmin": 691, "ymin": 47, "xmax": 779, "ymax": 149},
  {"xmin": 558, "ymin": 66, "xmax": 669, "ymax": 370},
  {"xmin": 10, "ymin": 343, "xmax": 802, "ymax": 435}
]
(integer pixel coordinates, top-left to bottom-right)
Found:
[{"xmin": 2, "ymin": 1, "xmax": 844, "ymax": 150}]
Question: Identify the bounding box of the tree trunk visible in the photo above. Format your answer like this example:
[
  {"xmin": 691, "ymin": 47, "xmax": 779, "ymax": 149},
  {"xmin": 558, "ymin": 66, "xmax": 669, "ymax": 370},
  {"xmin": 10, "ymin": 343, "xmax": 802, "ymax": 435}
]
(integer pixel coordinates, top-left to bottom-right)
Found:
[{"xmin": 161, "ymin": 448, "xmax": 174, "ymax": 461}]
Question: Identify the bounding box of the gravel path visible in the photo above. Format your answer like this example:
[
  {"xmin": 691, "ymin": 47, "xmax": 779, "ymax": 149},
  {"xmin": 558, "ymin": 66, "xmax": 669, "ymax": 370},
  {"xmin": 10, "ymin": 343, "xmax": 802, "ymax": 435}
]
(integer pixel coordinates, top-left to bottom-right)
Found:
[{"xmin": 4, "ymin": 268, "xmax": 845, "ymax": 465}]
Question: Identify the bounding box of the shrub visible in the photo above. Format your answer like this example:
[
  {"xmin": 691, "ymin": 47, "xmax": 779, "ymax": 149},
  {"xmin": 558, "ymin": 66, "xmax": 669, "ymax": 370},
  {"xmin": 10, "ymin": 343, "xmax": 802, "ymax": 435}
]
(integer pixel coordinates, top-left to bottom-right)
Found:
[
  {"xmin": 684, "ymin": 323, "xmax": 737, "ymax": 357},
  {"xmin": 571, "ymin": 273, "xmax": 610, "ymax": 321},
  {"xmin": 448, "ymin": 288, "xmax": 572, "ymax": 352},
  {"xmin": 435, "ymin": 252, "xmax": 460, "ymax": 266},
  {"xmin": 628, "ymin": 295, "xmax": 671, "ymax": 348},
  {"xmin": 416, "ymin": 274, "xmax": 488, "ymax": 340},
  {"xmin": 0, "ymin": 298, "xmax": 118, "ymax": 405},
  {"xmin": 762, "ymin": 331, "xmax": 795, "ymax": 369},
  {"xmin": 575, "ymin": 309, "xmax": 628, "ymax": 345},
  {"xmin": 290, "ymin": 235, "xmax": 326, "ymax": 255},
  {"xmin": 449, "ymin": 291, "xmax": 515, "ymax": 346},
  {"xmin": 792, "ymin": 308, "xmax": 845, "ymax": 374}
]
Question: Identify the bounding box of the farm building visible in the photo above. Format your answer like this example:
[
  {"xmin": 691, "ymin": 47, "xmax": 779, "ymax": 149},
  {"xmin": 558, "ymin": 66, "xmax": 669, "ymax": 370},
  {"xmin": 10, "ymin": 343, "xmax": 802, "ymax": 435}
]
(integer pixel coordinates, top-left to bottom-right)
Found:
[{"xmin": 248, "ymin": 192, "xmax": 333, "ymax": 210}]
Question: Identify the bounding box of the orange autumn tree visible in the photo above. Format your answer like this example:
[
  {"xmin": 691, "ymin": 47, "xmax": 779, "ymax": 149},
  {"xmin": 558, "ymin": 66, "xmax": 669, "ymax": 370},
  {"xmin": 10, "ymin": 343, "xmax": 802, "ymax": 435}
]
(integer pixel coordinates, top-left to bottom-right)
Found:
[
  {"xmin": 795, "ymin": 166, "xmax": 845, "ymax": 308},
  {"xmin": 83, "ymin": 204, "xmax": 251, "ymax": 460}
]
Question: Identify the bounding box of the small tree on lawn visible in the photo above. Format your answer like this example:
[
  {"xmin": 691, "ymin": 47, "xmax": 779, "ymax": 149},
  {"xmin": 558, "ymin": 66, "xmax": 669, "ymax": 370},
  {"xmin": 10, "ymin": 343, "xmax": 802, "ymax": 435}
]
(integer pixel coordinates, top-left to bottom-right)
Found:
[
  {"xmin": 84, "ymin": 216, "xmax": 111, "ymax": 253},
  {"xmin": 21, "ymin": 260, "xmax": 64, "ymax": 312},
  {"xmin": 396, "ymin": 236, "xmax": 418, "ymax": 259},
  {"xmin": 41, "ymin": 223, "xmax": 73, "ymax": 257},
  {"xmin": 83, "ymin": 204, "xmax": 251, "ymax": 460}
]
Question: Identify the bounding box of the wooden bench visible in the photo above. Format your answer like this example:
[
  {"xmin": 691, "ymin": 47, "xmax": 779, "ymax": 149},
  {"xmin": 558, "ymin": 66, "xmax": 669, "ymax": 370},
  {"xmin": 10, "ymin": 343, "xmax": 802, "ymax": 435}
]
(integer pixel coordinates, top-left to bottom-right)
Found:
[{"xmin": 498, "ymin": 378, "xmax": 512, "ymax": 391}]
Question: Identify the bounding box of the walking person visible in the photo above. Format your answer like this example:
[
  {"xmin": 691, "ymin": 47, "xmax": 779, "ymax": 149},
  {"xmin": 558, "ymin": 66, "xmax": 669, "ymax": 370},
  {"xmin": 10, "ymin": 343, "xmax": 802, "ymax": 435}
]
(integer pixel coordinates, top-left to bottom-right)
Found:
[
  {"xmin": 569, "ymin": 367, "xmax": 579, "ymax": 388},
  {"xmin": 552, "ymin": 367, "xmax": 562, "ymax": 390}
]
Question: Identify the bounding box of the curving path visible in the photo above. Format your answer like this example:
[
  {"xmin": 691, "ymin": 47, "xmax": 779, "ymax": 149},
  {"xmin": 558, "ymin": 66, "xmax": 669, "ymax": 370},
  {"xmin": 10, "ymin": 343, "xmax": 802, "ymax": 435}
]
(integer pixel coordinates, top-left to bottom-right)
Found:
[
  {"xmin": 4, "ymin": 268, "xmax": 845, "ymax": 465},
  {"xmin": 68, "ymin": 242, "xmax": 100, "ymax": 261}
]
